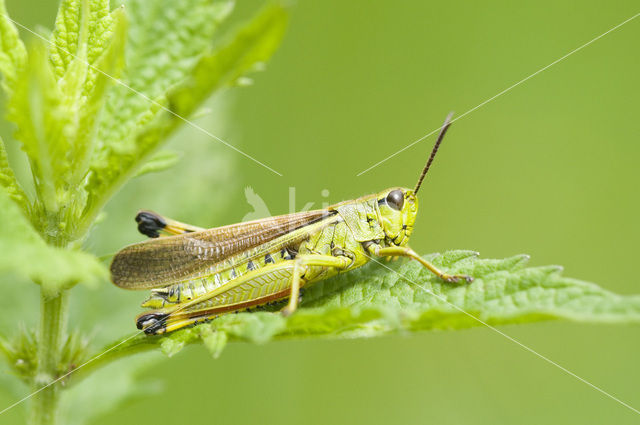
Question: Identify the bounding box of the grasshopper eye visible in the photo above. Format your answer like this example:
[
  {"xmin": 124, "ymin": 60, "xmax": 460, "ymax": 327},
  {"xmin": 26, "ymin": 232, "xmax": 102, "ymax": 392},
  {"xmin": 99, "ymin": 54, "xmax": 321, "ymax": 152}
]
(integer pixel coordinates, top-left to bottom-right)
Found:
[{"xmin": 386, "ymin": 190, "xmax": 404, "ymax": 211}]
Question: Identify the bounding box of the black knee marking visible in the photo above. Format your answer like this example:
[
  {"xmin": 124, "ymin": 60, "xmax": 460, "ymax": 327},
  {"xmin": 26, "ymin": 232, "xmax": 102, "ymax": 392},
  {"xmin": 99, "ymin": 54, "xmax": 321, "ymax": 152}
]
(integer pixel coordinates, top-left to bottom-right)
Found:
[
  {"xmin": 136, "ymin": 312, "xmax": 169, "ymax": 335},
  {"xmin": 135, "ymin": 211, "xmax": 166, "ymax": 238}
]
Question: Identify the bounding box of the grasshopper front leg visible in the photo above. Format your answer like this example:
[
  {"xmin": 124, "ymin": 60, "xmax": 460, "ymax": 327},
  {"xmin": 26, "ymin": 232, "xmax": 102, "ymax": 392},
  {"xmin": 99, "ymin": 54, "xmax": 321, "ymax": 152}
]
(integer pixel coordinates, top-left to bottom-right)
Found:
[
  {"xmin": 281, "ymin": 254, "xmax": 352, "ymax": 316},
  {"xmin": 368, "ymin": 245, "xmax": 473, "ymax": 283}
]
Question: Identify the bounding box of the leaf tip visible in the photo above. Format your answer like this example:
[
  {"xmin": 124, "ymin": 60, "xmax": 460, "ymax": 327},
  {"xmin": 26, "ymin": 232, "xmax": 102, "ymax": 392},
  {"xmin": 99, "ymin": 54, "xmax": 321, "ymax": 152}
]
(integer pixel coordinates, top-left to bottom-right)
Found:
[
  {"xmin": 506, "ymin": 254, "xmax": 531, "ymax": 270},
  {"xmin": 441, "ymin": 250, "xmax": 481, "ymax": 265}
]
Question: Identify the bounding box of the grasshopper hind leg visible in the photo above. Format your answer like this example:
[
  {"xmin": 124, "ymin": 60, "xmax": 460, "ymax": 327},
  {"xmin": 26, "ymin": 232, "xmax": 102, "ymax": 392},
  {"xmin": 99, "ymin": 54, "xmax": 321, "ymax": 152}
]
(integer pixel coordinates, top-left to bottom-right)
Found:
[
  {"xmin": 135, "ymin": 210, "xmax": 205, "ymax": 238},
  {"xmin": 139, "ymin": 254, "xmax": 353, "ymax": 334},
  {"xmin": 137, "ymin": 311, "xmax": 218, "ymax": 335},
  {"xmin": 136, "ymin": 312, "xmax": 170, "ymax": 335},
  {"xmin": 135, "ymin": 211, "xmax": 167, "ymax": 238}
]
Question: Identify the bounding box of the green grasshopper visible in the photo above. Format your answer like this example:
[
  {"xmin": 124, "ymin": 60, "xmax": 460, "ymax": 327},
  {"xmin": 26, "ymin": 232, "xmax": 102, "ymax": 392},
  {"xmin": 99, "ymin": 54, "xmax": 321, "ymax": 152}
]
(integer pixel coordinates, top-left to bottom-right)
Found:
[{"xmin": 110, "ymin": 114, "xmax": 473, "ymax": 335}]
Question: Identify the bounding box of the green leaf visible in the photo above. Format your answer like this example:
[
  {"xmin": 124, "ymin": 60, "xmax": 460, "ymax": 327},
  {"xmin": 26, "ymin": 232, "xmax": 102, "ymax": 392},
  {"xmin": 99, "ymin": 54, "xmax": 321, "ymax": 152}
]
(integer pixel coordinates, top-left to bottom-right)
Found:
[
  {"xmin": 48, "ymin": 0, "xmax": 128, "ymax": 191},
  {"xmin": 80, "ymin": 0, "xmax": 237, "ymax": 237},
  {"xmin": 112, "ymin": 251, "xmax": 640, "ymax": 359},
  {"xmin": 0, "ymin": 327, "xmax": 37, "ymax": 384},
  {"xmin": 0, "ymin": 327, "xmax": 91, "ymax": 385},
  {"xmin": 167, "ymin": 3, "xmax": 289, "ymax": 116},
  {"xmin": 81, "ymin": 2, "xmax": 288, "ymax": 237},
  {"xmin": 0, "ymin": 188, "xmax": 108, "ymax": 294},
  {"xmin": 0, "ymin": 0, "xmax": 27, "ymax": 94},
  {"xmin": 201, "ymin": 329, "xmax": 227, "ymax": 359},
  {"xmin": 92, "ymin": 0, "xmax": 234, "ymax": 172},
  {"xmin": 0, "ymin": 136, "xmax": 29, "ymax": 213},
  {"xmin": 5, "ymin": 3, "xmax": 126, "ymax": 238},
  {"xmin": 64, "ymin": 6, "xmax": 127, "ymax": 186},
  {"xmin": 49, "ymin": 0, "xmax": 116, "ymax": 89},
  {"xmin": 7, "ymin": 40, "xmax": 70, "ymax": 216},
  {"xmin": 133, "ymin": 149, "xmax": 181, "ymax": 178}
]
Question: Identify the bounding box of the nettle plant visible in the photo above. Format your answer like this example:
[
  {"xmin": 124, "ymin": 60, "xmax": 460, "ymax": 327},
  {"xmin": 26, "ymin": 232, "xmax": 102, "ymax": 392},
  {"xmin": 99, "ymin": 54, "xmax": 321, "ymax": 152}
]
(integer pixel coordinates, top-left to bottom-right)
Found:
[{"xmin": 0, "ymin": 1, "xmax": 639, "ymax": 424}]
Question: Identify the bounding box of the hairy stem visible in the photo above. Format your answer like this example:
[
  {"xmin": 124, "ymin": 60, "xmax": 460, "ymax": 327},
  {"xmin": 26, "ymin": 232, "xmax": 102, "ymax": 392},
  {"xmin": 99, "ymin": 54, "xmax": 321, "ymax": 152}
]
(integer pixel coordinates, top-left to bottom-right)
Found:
[{"xmin": 29, "ymin": 290, "xmax": 68, "ymax": 425}]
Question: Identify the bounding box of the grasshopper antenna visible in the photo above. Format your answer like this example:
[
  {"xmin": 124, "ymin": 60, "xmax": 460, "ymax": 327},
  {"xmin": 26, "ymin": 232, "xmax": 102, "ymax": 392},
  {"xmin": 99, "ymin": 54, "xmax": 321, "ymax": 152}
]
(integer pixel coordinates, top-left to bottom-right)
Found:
[{"xmin": 414, "ymin": 112, "xmax": 454, "ymax": 194}]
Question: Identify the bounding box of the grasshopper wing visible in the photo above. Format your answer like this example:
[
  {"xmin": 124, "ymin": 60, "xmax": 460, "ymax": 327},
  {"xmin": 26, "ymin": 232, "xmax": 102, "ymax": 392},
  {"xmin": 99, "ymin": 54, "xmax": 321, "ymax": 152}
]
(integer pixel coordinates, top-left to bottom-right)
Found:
[{"xmin": 110, "ymin": 210, "xmax": 331, "ymax": 289}]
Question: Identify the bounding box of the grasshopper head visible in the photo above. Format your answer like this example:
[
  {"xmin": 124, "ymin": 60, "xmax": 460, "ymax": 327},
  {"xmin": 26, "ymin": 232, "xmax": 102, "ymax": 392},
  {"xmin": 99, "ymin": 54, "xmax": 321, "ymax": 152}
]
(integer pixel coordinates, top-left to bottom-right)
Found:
[
  {"xmin": 375, "ymin": 112, "xmax": 455, "ymax": 246},
  {"xmin": 376, "ymin": 187, "xmax": 418, "ymax": 246}
]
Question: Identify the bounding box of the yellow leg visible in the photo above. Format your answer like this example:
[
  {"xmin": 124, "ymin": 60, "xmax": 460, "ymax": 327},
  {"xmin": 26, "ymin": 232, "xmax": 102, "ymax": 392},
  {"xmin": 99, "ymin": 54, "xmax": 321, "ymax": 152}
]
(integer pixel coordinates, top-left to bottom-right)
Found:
[
  {"xmin": 281, "ymin": 254, "xmax": 352, "ymax": 316},
  {"xmin": 371, "ymin": 246, "xmax": 473, "ymax": 283}
]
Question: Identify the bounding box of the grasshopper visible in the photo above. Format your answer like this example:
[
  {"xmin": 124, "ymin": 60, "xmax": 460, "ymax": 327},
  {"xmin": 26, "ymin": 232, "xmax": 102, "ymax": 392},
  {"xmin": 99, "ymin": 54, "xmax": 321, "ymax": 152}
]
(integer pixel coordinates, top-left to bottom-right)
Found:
[{"xmin": 110, "ymin": 114, "xmax": 473, "ymax": 335}]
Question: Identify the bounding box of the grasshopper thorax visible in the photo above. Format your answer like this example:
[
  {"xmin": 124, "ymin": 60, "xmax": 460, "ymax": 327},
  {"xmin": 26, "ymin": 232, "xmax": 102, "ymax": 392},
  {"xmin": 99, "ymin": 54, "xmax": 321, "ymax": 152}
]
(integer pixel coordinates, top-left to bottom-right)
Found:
[{"xmin": 376, "ymin": 187, "xmax": 418, "ymax": 247}]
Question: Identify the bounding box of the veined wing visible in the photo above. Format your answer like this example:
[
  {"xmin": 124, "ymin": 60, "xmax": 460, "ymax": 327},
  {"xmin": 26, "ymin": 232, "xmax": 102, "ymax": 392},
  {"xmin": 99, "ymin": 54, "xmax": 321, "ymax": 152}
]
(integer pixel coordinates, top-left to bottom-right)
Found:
[{"xmin": 110, "ymin": 209, "xmax": 334, "ymax": 289}]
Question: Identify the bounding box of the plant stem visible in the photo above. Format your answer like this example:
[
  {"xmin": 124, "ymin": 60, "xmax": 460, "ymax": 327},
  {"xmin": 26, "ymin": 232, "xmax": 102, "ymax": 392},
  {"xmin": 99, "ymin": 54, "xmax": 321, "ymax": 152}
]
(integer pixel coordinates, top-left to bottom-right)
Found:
[{"xmin": 29, "ymin": 289, "xmax": 68, "ymax": 425}]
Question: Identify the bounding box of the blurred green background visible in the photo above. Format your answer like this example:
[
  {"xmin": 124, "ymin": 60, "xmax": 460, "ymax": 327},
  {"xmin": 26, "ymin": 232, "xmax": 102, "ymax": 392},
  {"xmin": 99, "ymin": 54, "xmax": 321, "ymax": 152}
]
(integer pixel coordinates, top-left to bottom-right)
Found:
[{"xmin": 1, "ymin": 0, "xmax": 639, "ymax": 424}]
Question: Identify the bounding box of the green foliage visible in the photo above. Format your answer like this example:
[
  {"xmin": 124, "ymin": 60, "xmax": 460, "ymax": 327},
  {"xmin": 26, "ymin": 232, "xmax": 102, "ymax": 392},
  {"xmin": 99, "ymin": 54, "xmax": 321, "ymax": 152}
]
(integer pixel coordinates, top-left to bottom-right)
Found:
[
  {"xmin": 0, "ymin": 327, "xmax": 89, "ymax": 385},
  {"xmin": 1, "ymin": 1, "xmax": 636, "ymax": 424},
  {"xmin": 0, "ymin": 0, "xmax": 287, "ymax": 244},
  {"xmin": 94, "ymin": 0, "xmax": 233, "ymax": 157},
  {"xmin": 0, "ymin": 2, "xmax": 31, "ymax": 214},
  {"xmin": 85, "ymin": 0, "xmax": 238, "ymax": 214},
  {"xmin": 133, "ymin": 149, "xmax": 182, "ymax": 178},
  {"xmin": 91, "ymin": 251, "xmax": 640, "ymax": 362},
  {"xmin": 2, "ymin": 0, "xmax": 127, "ymax": 242},
  {"xmin": 0, "ymin": 1, "xmax": 290, "ymax": 423},
  {"xmin": 0, "ymin": 327, "xmax": 38, "ymax": 384},
  {"xmin": 0, "ymin": 135, "xmax": 28, "ymax": 211},
  {"xmin": 0, "ymin": 0, "xmax": 26, "ymax": 92},
  {"xmin": 49, "ymin": 0, "xmax": 118, "ymax": 86},
  {"xmin": 83, "ymin": 2, "xmax": 288, "ymax": 239},
  {"xmin": 0, "ymin": 184, "xmax": 107, "ymax": 294},
  {"xmin": 167, "ymin": 4, "xmax": 289, "ymax": 115},
  {"xmin": 0, "ymin": 0, "xmax": 288, "ymax": 264}
]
